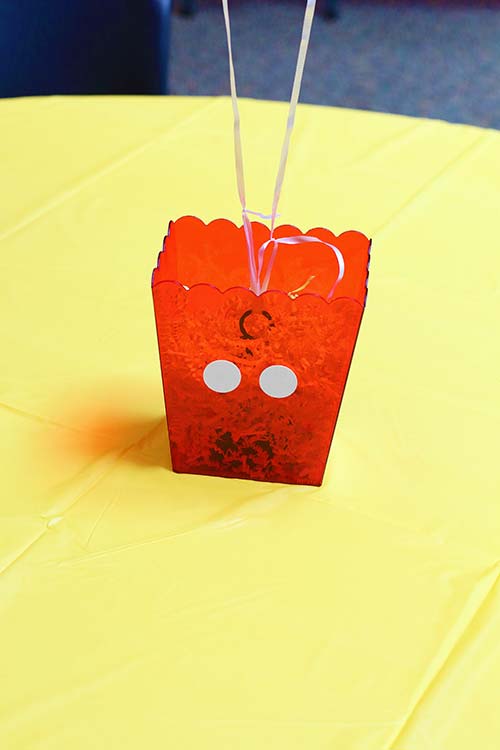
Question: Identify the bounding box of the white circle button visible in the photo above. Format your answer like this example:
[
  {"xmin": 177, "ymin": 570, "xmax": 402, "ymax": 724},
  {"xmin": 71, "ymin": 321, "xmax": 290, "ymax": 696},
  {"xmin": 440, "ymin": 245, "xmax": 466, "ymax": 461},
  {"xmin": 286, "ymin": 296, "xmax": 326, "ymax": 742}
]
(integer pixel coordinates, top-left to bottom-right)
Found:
[
  {"xmin": 203, "ymin": 360, "xmax": 241, "ymax": 393},
  {"xmin": 259, "ymin": 365, "xmax": 298, "ymax": 399}
]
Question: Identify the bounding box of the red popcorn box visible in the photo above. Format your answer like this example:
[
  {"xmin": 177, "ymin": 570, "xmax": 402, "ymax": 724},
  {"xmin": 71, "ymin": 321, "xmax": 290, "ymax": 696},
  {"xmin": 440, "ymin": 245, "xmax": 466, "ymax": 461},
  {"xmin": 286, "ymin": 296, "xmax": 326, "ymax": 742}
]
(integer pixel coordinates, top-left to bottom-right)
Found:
[{"xmin": 152, "ymin": 216, "xmax": 370, "ymax": 486}]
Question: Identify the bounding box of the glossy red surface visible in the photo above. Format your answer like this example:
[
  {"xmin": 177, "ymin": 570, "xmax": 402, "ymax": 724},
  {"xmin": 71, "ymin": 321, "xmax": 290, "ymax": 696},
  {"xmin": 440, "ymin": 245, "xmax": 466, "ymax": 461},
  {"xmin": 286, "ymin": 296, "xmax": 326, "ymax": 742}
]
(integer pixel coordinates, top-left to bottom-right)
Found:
[{"xmin": 153, "ymin": 217, "xmax": 370, "ymax": 485}]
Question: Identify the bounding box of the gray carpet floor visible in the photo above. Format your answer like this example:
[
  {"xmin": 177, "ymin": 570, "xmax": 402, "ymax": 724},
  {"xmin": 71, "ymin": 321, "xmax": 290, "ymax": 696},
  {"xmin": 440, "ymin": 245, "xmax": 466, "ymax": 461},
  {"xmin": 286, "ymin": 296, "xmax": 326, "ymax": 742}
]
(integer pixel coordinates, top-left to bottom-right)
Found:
[{"xmin": 170, "ymin": 0, "xmax": 500, "ymax": 129}]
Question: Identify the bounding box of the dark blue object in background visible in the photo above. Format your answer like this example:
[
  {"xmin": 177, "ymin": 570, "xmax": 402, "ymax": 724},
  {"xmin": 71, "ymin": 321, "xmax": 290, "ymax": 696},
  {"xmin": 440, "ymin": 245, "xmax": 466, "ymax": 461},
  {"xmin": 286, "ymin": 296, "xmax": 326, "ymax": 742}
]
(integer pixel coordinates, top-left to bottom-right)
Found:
[
  {"xmin": 0, "ymin": 0, "xmax": 172, "ymax": 97},
  {"xmin": 177, "ymin": 0, "xmax": 338, "ymax": 21}
]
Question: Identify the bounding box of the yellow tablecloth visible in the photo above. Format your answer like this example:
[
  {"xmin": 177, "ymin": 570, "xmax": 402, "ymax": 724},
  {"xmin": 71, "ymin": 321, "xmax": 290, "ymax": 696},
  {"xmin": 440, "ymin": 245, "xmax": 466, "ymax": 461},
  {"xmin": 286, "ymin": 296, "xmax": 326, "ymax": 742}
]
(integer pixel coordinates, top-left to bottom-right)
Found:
[{"xmin": 1, "ymin": 96, "xmax": 499, "ymax": 749}]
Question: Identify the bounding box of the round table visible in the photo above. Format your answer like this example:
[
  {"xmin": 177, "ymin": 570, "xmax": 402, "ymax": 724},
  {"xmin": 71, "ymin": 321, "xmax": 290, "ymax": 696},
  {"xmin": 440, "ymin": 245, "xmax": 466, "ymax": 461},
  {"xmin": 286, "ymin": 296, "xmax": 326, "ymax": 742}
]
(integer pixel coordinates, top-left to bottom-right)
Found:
[{"xmin": 1, "ymin": 95, "xmax": 499, "ymax": 749}]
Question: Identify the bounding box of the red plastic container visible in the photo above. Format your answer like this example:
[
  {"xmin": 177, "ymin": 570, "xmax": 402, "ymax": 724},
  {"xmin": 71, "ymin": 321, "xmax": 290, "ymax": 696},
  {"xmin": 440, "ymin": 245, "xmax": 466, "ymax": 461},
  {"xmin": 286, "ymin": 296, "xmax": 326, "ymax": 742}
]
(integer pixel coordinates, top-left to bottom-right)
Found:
[{"xmin": 153, "ymin": 216, "xmax": 370, "ymax": 485}]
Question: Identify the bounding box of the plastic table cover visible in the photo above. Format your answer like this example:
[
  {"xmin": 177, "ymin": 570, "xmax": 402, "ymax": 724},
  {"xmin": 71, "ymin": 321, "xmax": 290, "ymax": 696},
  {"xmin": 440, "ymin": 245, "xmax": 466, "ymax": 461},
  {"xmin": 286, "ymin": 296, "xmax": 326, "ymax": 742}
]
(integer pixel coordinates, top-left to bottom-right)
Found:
[{"xmin": 1, "ymin": 95, "xmax": 499, "ymax": 750}]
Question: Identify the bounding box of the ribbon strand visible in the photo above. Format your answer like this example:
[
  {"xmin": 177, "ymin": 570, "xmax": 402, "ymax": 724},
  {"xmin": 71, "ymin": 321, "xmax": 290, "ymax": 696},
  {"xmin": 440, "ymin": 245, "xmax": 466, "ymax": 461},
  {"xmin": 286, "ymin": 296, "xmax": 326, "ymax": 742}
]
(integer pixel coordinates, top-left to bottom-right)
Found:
[
  {"xmin": 269, "ymin": 0, "xmax": 317, "ymax": 236},
  {"xmin": 221, "ymin": 0, "xmax": 258, "ymax": 292}
]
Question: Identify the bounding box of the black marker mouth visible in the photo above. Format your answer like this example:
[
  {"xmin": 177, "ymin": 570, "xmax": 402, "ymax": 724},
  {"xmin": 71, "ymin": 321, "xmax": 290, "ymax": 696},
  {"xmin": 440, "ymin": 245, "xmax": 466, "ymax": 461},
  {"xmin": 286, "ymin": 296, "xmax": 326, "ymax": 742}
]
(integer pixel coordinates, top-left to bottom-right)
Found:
[{"xmin": 239, "ymin": 309, "xmax": 273, "ymax": 339}]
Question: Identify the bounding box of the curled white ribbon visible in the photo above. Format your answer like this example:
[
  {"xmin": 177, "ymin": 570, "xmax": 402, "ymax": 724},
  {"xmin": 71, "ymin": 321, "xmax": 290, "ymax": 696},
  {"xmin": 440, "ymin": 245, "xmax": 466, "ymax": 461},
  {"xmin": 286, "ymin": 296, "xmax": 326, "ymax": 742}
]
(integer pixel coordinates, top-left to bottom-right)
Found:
[
  {"xmin": 258, "ymin": 235, "xmax": 345, "ymax": 300},
  {"xmin": 222, "ymin": 0, "xmax": 344, "ymax": 297}
]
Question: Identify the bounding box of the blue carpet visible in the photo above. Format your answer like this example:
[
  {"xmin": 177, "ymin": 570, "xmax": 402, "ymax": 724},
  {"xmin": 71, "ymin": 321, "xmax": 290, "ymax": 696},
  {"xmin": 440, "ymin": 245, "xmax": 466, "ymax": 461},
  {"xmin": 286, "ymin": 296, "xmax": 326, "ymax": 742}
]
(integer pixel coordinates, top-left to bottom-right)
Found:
[{"xmin": 170, "ymin": 0, "xmax": 500, "ymax": 129}]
